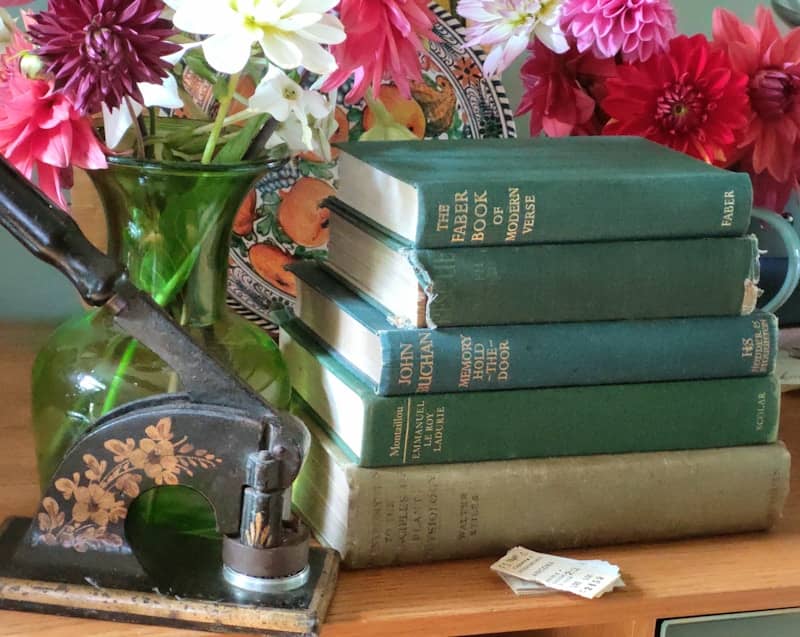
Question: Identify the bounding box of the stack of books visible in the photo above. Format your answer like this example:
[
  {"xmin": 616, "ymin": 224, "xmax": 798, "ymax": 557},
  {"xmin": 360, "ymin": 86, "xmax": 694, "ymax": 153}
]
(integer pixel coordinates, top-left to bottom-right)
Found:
[{"xmin": 279, "ymin": 137, "xmax": 791, "ymax": 569}]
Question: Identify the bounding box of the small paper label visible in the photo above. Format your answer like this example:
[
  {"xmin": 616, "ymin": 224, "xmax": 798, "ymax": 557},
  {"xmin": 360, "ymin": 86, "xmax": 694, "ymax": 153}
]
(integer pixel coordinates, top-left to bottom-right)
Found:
[
  {"xmin": 491, "ymin": 547, "xmax": 624, "ymax": 599},
  {"xmin": 496, "ymin": 572, "xmax": 554, "ymax": 596}
]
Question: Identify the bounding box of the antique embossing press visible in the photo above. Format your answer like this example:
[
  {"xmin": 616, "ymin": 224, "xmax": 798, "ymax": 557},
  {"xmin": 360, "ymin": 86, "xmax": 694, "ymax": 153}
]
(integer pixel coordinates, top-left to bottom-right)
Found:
[{"xmin": 0, "ymin": 157, "xmax": 339, "ymax": 635}]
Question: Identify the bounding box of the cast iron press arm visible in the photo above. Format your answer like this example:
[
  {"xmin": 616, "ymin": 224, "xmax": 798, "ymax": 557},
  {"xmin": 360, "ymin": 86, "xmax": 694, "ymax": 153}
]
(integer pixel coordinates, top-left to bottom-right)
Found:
[
  {"xmin": 0, "ymin": 157, "xmax": 310, "ymax": 590},
  {"xmin": 0, "ymin": 157, "xmax": 265, "ymax": 415}
]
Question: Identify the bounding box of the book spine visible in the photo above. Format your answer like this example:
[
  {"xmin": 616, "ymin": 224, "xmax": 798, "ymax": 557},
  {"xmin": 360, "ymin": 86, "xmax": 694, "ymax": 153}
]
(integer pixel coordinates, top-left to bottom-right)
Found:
[
  {"xmin": 294, "ymin": 439, "xmax": 790, "ymax": 569},
  {"xmin": 409, "ymin": 237, "xmax": 759, "ymax": 327},
  {"xmin": 376, "ymin": 313, "xmax": 778, "ymax": 395},
  {"xmin": 415, "ymin": 172, "xmax": 752, "ymax": 247},
  {"xmin": 356, "ymin": 375, "xmax": 779, "ymax": 466}
]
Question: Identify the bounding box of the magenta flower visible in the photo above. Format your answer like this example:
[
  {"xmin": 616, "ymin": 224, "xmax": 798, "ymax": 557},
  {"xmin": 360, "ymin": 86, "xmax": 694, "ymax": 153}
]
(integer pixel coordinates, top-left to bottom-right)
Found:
[
  {"xmin": 742, "ymin": 148, "xmax": 800, "ymax": 213},
  {"xmin": 28, "ymin": 0, "xmax": 181, "ymax": 115},
  {"xmin": 322, "ymin": 0, "xmax": 439, "ymax": 104},
  {"xmin": 561, "ymin": 0, "xmax": 676, "ymax": 62},
  {"xmin": 713, "ymin": 7, "xmax": 800, "ymax": 188},
  {"xmin": 0, "ymin": 32, "xmax": 106, "ymax": 209},
  {"xmin": 517, "ymin": 40, "xmax": 616, "ymax": 137}
]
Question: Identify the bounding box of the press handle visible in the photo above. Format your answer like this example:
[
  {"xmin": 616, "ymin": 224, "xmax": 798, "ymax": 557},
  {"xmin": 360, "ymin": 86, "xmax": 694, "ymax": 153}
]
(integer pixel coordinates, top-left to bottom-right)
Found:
[{"xmin": 0, "ymin": 157, "xmax": 123, "ymax": 305}]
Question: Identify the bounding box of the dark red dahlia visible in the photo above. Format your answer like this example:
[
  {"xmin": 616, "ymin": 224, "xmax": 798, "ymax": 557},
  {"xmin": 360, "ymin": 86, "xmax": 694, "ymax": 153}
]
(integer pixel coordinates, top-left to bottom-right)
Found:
[
  {"xmin": 29, "ymin": 0, "xmax": 181, "ymax": 115},
  {"xmin": 602, "ymin": 34, "xmax": 750, "ymax": 166}
]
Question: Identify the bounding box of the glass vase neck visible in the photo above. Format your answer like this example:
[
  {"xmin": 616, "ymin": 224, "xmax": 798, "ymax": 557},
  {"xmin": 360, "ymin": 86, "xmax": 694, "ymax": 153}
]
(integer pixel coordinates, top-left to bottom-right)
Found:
[{"xmin": 88, "ymin": 158, "xmax": 273, "ymax": 326}]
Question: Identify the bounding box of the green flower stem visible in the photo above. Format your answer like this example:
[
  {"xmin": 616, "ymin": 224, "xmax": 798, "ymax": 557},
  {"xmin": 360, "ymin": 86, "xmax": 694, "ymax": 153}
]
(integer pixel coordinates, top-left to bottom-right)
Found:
[
  {"xmin": 193, "ymin": 109, "xmax": 259, "ymax": 135},
  {"xmin": 125, "ymin": 97, "xmax": 147, "ymax": 160},
  {"xmin": 101, "ymin": 339, "xmax": 138, "ymax": 415},
  {"xmin": 201, "ymin": 73, "xmax": 240, "ymax": 164},
  {"xmin": 99, "ymin": 219, "xmax": 219, "ymax": 417}
]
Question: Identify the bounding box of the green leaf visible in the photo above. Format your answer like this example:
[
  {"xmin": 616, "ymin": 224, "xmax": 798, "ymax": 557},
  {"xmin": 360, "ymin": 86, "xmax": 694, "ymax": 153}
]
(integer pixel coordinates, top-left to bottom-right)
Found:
[
  {"xmin": 213, "ymin": 114, "xmax": 269, "ymax": 164},
  {"xmin": 254, "ymin": 217, "xmax": 274, "ymax": 237},
  {"xmin": 349, "ymin": 122, "xmax": 364, "ymax": 141},
  {"xmin": 271, "ymin": 222, "xmax": 293, "ymax": 245},
  {"xmin": 261, "ymin": 192, "xmax": 281, "ymax": 207}
]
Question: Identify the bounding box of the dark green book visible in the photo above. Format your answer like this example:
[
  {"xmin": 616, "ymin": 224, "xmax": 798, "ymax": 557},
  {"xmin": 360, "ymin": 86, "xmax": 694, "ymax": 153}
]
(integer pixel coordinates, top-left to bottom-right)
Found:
[
  {"xmin": 326, "ymin": 203, "xmax": 760, "ymax": 328},
  {"xmin": 280, "ymin": 320, "xmax": 780, "ymax": 468},
  {"xmin": 336, "ymin": 137, "xmax": 752, "ymax": 248},
  {"xmin": 290, "ymin": 262, "xmax": 778, "ymax": 395}
]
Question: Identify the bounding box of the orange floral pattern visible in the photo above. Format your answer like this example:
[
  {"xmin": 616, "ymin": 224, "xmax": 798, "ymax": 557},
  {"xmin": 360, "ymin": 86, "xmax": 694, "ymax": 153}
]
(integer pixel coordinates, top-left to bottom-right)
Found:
[{"xmin": 36, "ymin": 417, "xmax": 222, "ymax": 552}]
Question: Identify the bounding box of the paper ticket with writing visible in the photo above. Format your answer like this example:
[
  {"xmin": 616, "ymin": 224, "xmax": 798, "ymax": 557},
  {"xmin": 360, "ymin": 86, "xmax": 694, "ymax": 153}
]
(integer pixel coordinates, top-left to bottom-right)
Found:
[
  {"xmin": 496, "ymin": 572, "xmax": 556, "ymax": 596},
  {"xmin": 491, "ymin": 547, "xmax": 624, "ymax": 599}
]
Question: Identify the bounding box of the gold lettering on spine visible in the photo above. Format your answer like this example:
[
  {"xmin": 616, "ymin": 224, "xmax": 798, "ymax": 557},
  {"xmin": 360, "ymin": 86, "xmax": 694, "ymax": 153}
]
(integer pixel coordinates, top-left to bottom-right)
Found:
[
  {"xmin": 433, "ymin": 406, "xmax": 446, "ymax": 453},
  {"xmin": 756, "ymin": 391, "xmax": 767, "ymax": 431},
  {"xmin": 436, "ymin": 203, "xmax": 451, "ymax": 232},
  {"xmin": 458, "ymin": 335, "xmax": 513, "ymax": 389},
  {"xmin": 411, "ymin": 401, "xmax": 426, "ymax": 460},
  {"xmin": 451, "ymin": 191, "xmax": 469, "ymax": 243},
  {"xmin": 416, "ymin": 332, "xmax": 435, "ymax": 393},
  {"xmin": 523, "ymin": 194, "xmax": 536, "ymax": 235},
  {"xmin": 459, "ymin": 336, "xmax": 473, "ymax": 389},
  {"xmin": 389, "ymin": 404, "xmax": 404, "ymax": 457},
  {"xmin": 397, "ymin": 342, "xmax": 415, "ymax": 386},
  {"xmin": 402, "ymin": 397, "xmax": 411, "ymax": 464},
  {"xmin": 722, "ymin": 190, "xmax": 736, "ymax": 227},
  {"xmin": 750, "ymin": 319, "xmax": 772, "ymax": 374},
  {"xmin": 470, "ymin": 190, "xmax": 489, "ymax": 242},
  {"xmin": 506, "ymin": 187, "xmax": 521, "ymax": 241},
  {"xmin": 442, "ymin": 187, "xmax": 537, "ymax": 245},
  {"xmin": 743, "ymin": 318, "xmax": 772, "ymax": 375}
]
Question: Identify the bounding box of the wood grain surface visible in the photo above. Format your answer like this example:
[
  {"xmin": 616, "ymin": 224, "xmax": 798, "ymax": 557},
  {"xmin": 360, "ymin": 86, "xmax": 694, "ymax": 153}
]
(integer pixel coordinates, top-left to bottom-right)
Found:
[{"xmin": 1, "ymin": 323, "xmax": 799, "ymax": 637}]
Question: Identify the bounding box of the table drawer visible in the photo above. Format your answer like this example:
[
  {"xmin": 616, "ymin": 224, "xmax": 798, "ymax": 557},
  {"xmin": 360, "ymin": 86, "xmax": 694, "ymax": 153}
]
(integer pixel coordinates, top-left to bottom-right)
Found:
[{"xmin": 659, "ymin": 608, "xmax": 800, "ymax": 636}]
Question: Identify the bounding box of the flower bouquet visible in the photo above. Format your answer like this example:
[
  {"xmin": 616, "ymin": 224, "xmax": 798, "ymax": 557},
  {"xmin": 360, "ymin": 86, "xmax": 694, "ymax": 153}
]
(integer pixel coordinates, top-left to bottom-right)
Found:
[
  {"xmin": 457, "ymin": 0, "xmax": 800, "ymax": 215},
  {"xmin": 0, "ymin": 0, "xmax": 444, "ymax": 538}
]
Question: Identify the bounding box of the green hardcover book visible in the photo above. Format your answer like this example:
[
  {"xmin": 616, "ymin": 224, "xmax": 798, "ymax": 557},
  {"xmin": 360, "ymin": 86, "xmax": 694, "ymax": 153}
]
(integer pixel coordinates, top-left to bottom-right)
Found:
[
  {"xmin": 293, "ymin": 416, "xmax": 791, "ymax": 568},
  {"xmin": 292, "ymin": 262, "xmax": 779, "ymax": 395},
  {"xmin": 335, "ymin": 137, "xmax": 753, "ymax": 248},
  {"xmin": 326, "ymin": 203, "xmax": 760, "ymax": 328},
  {"xmin": 280, "ymin": 320, "xmax": 780, "ymax": 467}
]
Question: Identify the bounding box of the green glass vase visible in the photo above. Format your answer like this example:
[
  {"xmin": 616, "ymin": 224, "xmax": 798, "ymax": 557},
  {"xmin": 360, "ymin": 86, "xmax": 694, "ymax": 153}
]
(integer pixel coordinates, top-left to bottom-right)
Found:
[{"xmin": 31, "ymin": 157, "xmax": 291, "ymax": 536}]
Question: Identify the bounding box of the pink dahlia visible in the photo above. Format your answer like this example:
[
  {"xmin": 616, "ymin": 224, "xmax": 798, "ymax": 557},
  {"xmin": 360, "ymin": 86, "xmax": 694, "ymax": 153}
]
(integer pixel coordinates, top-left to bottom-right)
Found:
[
  {"xmin": 28, "ymin": 0, "xmax": 181, "ymax": 115},
  {"xmin": 603, "ymin": 34, "xmax": 750, "ymax": 166},
  {"xmin": 0, "ymin": 32, "xmax": 106, "ymax": 209},
  {"xmin": 713, "ymin": 7, "xmax": 800, "ymax": 184},
  {"xmin": 561, "ymin": 0, "xmax": 676, "ymax": 62},
  {"xmin": 323, "ymin": 0, "xmax": 439, "ymax": 104},
  {"xmin": 517, "ymin": 40, "xmax": 616, "ymax": 137},
  {"xmin": 743, "ymin": 148, "xmax": 800, "ymax": 213}
]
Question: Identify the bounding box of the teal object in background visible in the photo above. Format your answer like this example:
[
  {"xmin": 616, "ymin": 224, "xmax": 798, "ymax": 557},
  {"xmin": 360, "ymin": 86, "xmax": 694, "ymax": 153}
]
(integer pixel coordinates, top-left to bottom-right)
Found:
[
  {"xmin": 0, "ymin": 0, "xmax": 767, "ymax": 319},
  {"xmin": 659, "ymin": 608, "xmax": 800, "ymax": 637}
]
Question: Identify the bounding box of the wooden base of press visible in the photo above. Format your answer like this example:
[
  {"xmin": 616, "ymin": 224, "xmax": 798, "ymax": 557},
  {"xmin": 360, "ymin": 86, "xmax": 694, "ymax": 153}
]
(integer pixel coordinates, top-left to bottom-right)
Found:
[{"xmin": 0, "ymin": 517, "xmax": 339, "ymax": 636}]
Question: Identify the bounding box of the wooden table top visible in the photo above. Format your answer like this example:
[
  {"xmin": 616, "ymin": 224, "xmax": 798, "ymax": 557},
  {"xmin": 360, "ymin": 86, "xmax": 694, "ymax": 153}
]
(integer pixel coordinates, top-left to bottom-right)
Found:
[{"xmin": 2, "ymin": 323, "xmax": 800, "ymax": 637}]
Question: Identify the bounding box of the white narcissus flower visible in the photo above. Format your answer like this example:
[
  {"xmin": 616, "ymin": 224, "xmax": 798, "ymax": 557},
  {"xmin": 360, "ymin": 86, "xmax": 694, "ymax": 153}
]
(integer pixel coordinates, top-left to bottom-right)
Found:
[
  {"xmin": 102, "ymin": 75, "xmax": 184, "ymax": 148},
  {"xmin": 100, "ymin": 43, "xmax": 200, "ymax": 148},
  {"xmin": 275, "ymin": 90, "xmax": 338, "ymax": 160},
  {"xmin": 458, "ymin": 0, "xmax": 569, "ymax": 77},
  {"xmin": 251, "ymin": 68, "xmax": 337, "ymax": 158},
  {"xmin": 249, "ymin": 65, "xmax": 312, "ymax": 125},
  {"xmin": 164, "ymin": 0, "xmax": 345, "ymax": 76}
]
